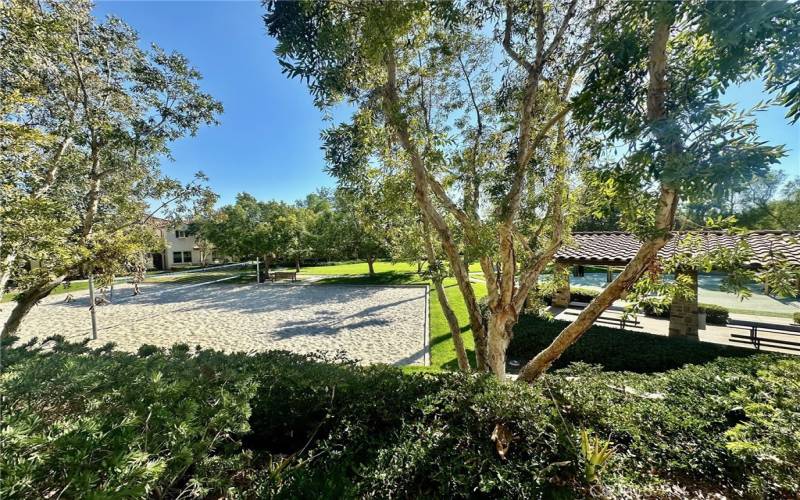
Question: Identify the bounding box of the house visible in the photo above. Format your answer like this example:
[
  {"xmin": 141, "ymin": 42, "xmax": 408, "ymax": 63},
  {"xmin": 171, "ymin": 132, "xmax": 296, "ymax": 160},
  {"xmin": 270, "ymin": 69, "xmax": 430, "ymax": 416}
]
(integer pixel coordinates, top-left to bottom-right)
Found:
[{"xmin": 147, "ymin": 217, "xmax": 214, "ymax": 270}]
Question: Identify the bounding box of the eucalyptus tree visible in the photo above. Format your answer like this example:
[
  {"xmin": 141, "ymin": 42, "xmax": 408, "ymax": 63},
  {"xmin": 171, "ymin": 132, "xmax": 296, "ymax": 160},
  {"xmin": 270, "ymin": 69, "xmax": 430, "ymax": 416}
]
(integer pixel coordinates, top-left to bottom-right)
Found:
[
  {"xmin": 1, "ymin": 0, "xmax": 220, "ymax": 337},
  {"xmin": 267, "ymin": 0, "xmax": 600, "ymax": 375},
  {"xmin": 324, "ymin": 119, "xmax": 474, "ymax": 369},
  {"xmin": 516, "ymin": 0, "xmax": 798, "ymax": 381}
]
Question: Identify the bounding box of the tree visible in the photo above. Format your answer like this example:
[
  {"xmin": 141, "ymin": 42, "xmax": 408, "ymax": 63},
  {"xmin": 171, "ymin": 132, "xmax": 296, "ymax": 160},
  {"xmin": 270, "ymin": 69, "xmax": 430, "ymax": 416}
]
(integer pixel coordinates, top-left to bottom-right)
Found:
[
  {"xmin": 516, "ymin": 0, "xmax": 798, "ymax": 381},
  {"xmin": 680, "ymin": 170, "xmax": 786, "ymax": 226},
  {"xmin": 196, "ymin": 194, "xmax": 291, "ymax": 277},
  {"xmin": 1, "ymin": 0, "xmax": 220, "ymax": 337},
  {"xmin": 267, "ymin": 0, "xmax": 599, "ymax": 375},
  {"xmin": 268, "ymin": 0, "xmax": 799, "ymax": 381},
  {"xmin": 737, "ymin": 178, "xmax": 800, "ymax": 230},
  {"xmin": 330, "ymin": 188, "xmax": 390, "ymax": 276}
]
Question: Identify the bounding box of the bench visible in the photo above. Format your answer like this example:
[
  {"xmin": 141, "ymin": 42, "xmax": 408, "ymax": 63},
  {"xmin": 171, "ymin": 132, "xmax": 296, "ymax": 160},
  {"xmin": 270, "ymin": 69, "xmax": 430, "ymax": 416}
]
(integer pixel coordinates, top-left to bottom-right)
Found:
[
  {"xmin": 268, "ymin": 271, "xmax": 298, "ymax": 282},
  {"xmin": 727, "ymin": 319, "xmax": 800, "ymax": 351},
  {"xmin": 560, "ymin": 302, "xmax": 641, "ymax": 330}
]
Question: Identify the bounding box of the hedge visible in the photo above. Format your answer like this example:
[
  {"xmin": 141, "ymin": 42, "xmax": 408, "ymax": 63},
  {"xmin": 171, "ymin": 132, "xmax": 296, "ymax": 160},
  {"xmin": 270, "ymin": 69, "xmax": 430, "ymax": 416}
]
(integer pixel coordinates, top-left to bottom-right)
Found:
[
  {"xmin": 642, "ymin": 299, "xmax": 730, "ymax": 325},
  {"xmin": 537, "ymin": 286, "xmax": 600, "ymax": 306},
  {"xmin": 2, "ymin": 336, "xmax": 798, "ymax": 498}
]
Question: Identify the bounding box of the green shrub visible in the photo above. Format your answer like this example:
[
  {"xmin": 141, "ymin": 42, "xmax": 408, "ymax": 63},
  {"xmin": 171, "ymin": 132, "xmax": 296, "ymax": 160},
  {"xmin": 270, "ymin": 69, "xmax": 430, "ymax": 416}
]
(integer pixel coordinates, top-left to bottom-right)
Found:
[
  {"xmin": 700, "ymin": 303, "xmax": 729, "ymax": 325},
  {"xmin": 794, "ymin": 312, "xmax": 800, "ymax": 325},
  {"xmin": 552, "ymin": 356, "xmax": 799, "ymax": 496},
  {"xmin": 1, "ymin": 338, "xmax": 258, "ymax": 498},
  {"xmin": 539, "ymin": 286, "xmax": 600, "ymax": 306},
  {"xmin": 642, "ymin": 299, "xmax": 729, "ymax": 325},
  {"xmin": 2, "ymin": 337, "xmax": 797, "ymax": 498},
  {"xmin": 571, "ymin": 286, "xmax": 601, "ymax": 303},
  {"xmin": 137, "ymin": 343, "xmax": 160, "ymax": 357},
  {"xmin": 507, "ymin": 315, "xmax": 752, "ymax": 373}
]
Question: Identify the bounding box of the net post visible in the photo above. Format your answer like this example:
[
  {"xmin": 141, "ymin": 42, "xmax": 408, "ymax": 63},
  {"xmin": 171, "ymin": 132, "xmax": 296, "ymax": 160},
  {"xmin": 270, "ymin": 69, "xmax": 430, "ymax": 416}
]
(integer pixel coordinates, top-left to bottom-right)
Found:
[{"xmin": 88, "ymin": 274, "xmax": 98, "ymax": 340}]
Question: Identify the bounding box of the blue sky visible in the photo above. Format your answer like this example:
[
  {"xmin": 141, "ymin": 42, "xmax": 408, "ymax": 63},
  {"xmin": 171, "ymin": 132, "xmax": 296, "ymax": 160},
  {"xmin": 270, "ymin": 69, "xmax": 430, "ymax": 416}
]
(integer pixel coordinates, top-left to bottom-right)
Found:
[{"xmin": 95, "ymin": 1, "xmax": 799, "ymax": 207}]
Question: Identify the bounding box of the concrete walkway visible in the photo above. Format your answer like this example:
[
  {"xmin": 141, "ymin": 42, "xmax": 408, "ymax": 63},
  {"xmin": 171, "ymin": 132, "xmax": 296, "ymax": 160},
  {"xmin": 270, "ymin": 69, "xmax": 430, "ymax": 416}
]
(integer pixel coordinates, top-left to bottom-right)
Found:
[{"xmin": 550, "ymin": 305, "xmax": 799, "ymax": 355}]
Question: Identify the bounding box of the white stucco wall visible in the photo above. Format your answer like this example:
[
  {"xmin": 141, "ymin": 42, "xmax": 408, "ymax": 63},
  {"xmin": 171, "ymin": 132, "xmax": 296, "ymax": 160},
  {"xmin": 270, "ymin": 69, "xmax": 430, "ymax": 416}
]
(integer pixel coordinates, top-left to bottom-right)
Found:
[{"xmin": 160, "ymin": 224, "xmax": 212, "ymax": 268}]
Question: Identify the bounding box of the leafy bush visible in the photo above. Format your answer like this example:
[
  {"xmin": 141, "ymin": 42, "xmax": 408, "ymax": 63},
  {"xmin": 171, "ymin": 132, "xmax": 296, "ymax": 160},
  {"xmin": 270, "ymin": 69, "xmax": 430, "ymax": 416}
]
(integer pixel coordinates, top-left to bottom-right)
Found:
[
  {"xmin": 538, "ymin": 286, "xmax": 600, "ymax": 306},
  {"xmin": 642, "ymin": 299, "xmax": 729, "ymax": 325},
  {"xmin": 507, "ymin": 315, "xmax": 752, "ymax": 373},
  {"xmin": 2, "ymin": 337, "xmax": 798, "ymax": 498},
  {"xmin": 793, "ymin": 312, "xmax": 800, "ymax": 325},
  {"xmin": 571, "ymin": 286, "xmax": 601, "ymax": 303},
  {"xmin": 701, "ymin": 303, "xmax": 729, "ymax": 325},
  {"xmin": 1, "ymin": 340, "xmax": 257, "ymax": 498},
  {"xmin": 552, "ymin": 356, "xmax": 799, "ymax": 497}
]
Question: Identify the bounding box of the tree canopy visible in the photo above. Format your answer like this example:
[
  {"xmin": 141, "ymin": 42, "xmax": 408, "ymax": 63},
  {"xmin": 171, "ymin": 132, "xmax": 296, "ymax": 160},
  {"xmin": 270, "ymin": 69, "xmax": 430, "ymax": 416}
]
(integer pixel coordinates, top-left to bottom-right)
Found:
[
  {"xmin": 267, "ymin": 0, "xmax": 800, "ymax": 380},
  {"xmin": 1, "ymin": 0, "xmax": 221, "ymax": 337}
]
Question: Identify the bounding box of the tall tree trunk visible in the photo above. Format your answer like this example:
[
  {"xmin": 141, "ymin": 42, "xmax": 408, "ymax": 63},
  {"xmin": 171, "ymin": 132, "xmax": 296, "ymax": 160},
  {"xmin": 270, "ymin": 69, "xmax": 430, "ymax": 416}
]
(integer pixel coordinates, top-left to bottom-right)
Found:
[
  {"xmin": 367, "ymin": 256, "xmax": 375, "ymax": 276},
  {"xmin": 384, "ymin": 50, "xmax": 489, "ymax": 369},
  {"xmin": 295, "ymin": 256, "xmax": 300, "ymax": 273},
  {"xmin": 422, "ymin": 217, "xmax": 470, "ymax": 372},
  {"xmin": 517, "ymin": 5, "xmax": 678, "ymax": 383},
  {"xmin": 2, "ymin": 275, "xmax": 67, "ymax": 338}
]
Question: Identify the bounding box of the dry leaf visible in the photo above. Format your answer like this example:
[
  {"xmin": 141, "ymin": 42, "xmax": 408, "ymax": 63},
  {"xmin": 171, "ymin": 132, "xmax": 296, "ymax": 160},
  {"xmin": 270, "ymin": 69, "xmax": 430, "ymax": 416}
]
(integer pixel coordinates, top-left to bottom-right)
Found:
[{"xmin": 491, "ymin": 423, "xmax": 513, "ymax": 460}]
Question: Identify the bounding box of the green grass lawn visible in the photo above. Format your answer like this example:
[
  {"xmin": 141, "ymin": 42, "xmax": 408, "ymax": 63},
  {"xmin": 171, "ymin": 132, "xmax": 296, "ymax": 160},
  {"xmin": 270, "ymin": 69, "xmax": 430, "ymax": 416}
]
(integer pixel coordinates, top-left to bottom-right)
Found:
[
  {"xmin": 299, "ymin": 260, "xmax": 484, "ymax": 275},
  {"xmin": 299, "ymin": 261, "xmax": 420, "ymax": 275}
]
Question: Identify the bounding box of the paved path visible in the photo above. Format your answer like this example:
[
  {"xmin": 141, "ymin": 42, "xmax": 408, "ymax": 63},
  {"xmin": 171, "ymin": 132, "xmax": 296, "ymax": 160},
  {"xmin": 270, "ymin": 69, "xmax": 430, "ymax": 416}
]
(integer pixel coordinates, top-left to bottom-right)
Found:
[
  {"xmin": 0, "ymin": 282, "xmax": 429, "ymax": 366},
  {"xmin": 551, "ymin": 305, "xmax": 799, "ymax": 355}
]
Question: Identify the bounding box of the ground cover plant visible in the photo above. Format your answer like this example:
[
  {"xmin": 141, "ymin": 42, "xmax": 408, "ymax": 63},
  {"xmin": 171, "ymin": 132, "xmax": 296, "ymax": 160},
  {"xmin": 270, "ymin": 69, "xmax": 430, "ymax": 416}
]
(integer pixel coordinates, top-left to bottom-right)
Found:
[{"xmin": 2, "ymin": 336, "xmax": 797, "ymax": 498}]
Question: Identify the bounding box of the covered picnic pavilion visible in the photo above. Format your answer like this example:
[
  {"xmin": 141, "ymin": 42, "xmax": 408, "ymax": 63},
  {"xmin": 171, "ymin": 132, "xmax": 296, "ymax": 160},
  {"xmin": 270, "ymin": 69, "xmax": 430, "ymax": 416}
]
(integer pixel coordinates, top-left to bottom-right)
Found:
[{"xmin": 552, "ymin": 231, "xmax": 800, "ymax": 339}]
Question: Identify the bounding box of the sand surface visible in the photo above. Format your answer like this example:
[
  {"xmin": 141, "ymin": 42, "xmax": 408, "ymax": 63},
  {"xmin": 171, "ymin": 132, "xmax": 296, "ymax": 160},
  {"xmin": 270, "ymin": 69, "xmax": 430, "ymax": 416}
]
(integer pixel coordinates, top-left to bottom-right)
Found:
[{"xmin": 0, "ymin": 282, "xmax": 429, "ymax": 366}]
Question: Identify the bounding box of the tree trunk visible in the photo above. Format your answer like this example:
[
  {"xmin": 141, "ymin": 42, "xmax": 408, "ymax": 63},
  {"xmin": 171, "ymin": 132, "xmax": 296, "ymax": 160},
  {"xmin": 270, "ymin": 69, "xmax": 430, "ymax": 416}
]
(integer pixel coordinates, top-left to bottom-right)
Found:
[
  {"xmin": 367, "ymin": 256, "xmax": 375, "ymax": 276},
  {"xmin": 295, "ymin": 256, "xmax": 300, "ymax": 273},
  {"xmin": 486, "ymin": 311, "xmax": 514, "ymax": 376},
  {"xmin": 422, "ymin": 217, "xmax": 470, "ymax": 372},
  {"xmin": 82, "ymin": 173, "xmax": 101, "ymax": 239},
  {"xmin": 264, "ymin": 255, "xmax": 272, "ymax": 279},
  {"xmin": 2, "ymin": 275, "xmax": 67, "ymax": 338},
  {"xmin": 0, "ymin": 252, "xmax": 16, "ymax": 295},
  {"xmin": 517, "ymin": 6, "xmax": 678, "ymax": 383},
  {"xmin": 384, "ymin": 50, "xmax": 489, "ymax": 370}
]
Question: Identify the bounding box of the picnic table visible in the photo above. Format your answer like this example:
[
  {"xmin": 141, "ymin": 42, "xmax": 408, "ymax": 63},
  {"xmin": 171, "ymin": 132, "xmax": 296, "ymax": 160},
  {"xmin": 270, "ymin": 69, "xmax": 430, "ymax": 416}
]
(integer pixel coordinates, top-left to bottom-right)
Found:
[
  {"xmin": 268, "ymin": 271, "xmax": 298, "ymax": 282},
  {"xmin": 728, "ymin": 319, "xmax": 800, "ymax": 351}
]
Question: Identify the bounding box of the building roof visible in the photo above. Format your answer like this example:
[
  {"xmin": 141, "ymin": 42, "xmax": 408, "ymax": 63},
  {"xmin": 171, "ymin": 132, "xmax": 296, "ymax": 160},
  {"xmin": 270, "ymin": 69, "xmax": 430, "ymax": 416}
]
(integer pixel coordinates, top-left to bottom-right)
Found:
[
  {"xmin": 144, "ymin": 216, "xmax": 173, "ymax": 228},
  {"xmin": 554, "ymin": 231, "xmax": 800, "ymax": 268}
]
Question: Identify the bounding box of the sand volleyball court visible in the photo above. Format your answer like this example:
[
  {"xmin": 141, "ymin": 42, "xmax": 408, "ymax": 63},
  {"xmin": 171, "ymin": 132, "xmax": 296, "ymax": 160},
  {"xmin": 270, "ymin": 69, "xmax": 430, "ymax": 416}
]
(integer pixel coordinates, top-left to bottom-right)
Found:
[{"xmin": 0, "ymin": 281, "xmax": 429, "ymax": 366}]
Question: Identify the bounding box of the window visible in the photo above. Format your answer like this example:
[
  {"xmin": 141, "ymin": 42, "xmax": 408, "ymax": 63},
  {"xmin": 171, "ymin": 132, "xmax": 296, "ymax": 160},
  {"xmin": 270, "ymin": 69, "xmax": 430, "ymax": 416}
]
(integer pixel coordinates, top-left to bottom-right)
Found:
[
  {"xmin": 182, "ymin": 251, "xmax": 192, "ymax": 263},
  {"xmin": 175, "ymin": 230, "xmax": 187, "ymax": 238},
  {"xmin": 173, "ymin": 251, "xmax": 183, "ymax": 264}
]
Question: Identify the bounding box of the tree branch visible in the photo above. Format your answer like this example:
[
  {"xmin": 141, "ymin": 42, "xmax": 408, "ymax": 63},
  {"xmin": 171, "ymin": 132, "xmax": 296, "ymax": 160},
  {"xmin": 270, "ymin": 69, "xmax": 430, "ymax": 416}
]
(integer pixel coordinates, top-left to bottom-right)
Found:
[{"xmin": 503, "ymin": 3, "xmax": 533, "ymax": 72}]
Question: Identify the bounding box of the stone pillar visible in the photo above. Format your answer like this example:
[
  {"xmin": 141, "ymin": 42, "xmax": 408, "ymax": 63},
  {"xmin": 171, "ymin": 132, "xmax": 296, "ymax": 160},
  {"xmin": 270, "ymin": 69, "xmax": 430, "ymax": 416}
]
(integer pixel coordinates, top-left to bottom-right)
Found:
[
  {"xmin": 553, "ymin": 263, "xmax": 571, "ymax": 308},
  {"xmin": 669, "ymin": 269, "xmax": 699, "ymax": 339}
]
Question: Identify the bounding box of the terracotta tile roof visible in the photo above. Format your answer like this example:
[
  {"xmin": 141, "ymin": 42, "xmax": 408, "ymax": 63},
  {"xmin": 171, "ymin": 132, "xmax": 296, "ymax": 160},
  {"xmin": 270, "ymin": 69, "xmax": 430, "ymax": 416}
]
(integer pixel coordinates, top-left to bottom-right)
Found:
[{"xmin": 554, "ymin": 231, "xmax": 800, "ymax": 268}]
